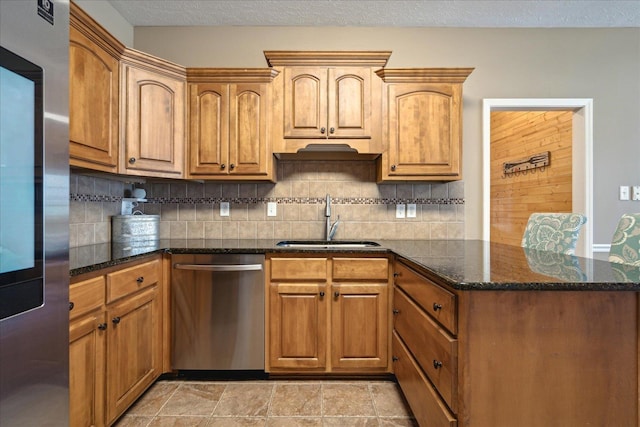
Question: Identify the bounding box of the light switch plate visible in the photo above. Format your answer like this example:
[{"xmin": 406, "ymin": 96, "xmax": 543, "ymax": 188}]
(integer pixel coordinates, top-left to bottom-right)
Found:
[
  {"xmin": 220, "ymin": 202, "xmax": 230, "ymax": 216},
  {"xmin": 267, "ymin": 202, "xmax": 277, "ymax": 217},
  {"xmin": 620, "ymin": 186, "xmax": 630, "ymax": 201},
  {"xmin": 633, "ymin": 186, "xmax": 640, "ymax": 201},
  {"xmin": 407, "ymin": 203, "xmax": 417, "ymax": 218},
  {"xmin": 396, "ymin": 204, "xmax": 406, "ymax": 218}
]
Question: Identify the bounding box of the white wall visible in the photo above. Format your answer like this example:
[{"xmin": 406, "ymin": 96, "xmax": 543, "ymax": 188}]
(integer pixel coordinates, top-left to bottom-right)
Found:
[{"xmin": 132, "ymin": 26, "xmax": 640, "ymax": 244}]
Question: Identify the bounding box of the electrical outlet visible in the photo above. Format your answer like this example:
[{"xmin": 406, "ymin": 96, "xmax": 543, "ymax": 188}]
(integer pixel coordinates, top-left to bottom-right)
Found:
[
  {"xmin": 220, "ymin": 202, "xmax": 230, "ymax": 216},
  {"xmin": 267, "ymin": 202, "xmax": 277, "ymax": 217},
  {"xmin": 620, "ymin": 186, "xmax": 630, "ymax": 201},
  {"xmin": 396, "ymin": 204, "xmax": 406, "ymax": 218},
  {"xmin": 407, "ymin": 203, "xmax": 417, "ymax": 218},
  {"xmin": 633, "ymin": 186, "xmax": 640, "ymax": 201}
]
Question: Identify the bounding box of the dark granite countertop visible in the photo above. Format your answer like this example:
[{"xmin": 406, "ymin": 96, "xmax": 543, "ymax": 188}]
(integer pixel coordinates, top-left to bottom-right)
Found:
[{"xmin": 69, "ymin": 239, "xmax": 640, "ymax": 291}]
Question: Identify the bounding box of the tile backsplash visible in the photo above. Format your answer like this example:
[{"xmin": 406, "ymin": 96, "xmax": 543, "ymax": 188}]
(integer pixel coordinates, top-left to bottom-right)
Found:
[{"xmin": 70, "ymin": 161, "xmax": 464, "ymax": 248}]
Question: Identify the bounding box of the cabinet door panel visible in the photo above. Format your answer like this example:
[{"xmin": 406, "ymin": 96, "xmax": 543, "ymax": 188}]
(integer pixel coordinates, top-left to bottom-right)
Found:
[
  {"xmin": 283, "ymin": 68, "xmax": 327, "ymax": 138},
  {"xmin": 230, "ymin": 83, "xmax": 269, "ymax": 175},
  {"xmin": 69, "ymin": 26, "xmax": 118, "ymax": 172},
  {"xmin": 189, "ymin": 83, "xmax": 229, "ymax": 175},
  {"xmin": 122, "ymin": 65, "xmax": 184, "ymax": 177},
  {"xmin": 69, "ymin": 311, "xmax": 106, "ymax": 427},
  {"xmin": 269, "ymin": 283, "xmax": 327, "ymax": 369},
  {"xmin": 106, "ymin": 287, "xmax": 161, "ymax": 424},
  {"xmin": 387, "ymin": 83, "xmax": 460, "ymax": 177},
  {"xmin": 331, "ymin": 283, "xmax": 388, "ymax": 369},
  {"xmin": 328, "ymin": 67, "xmax": 371, "ymax": 138}
]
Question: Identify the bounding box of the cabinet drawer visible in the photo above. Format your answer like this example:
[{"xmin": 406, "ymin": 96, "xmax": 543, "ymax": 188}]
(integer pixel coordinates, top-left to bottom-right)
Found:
[
  {"xmin": 394, "ymin": 287, "xmax": 457, "ymax": 412},
  {"xmin": 333, "ymin": 258, "xmax": 388, "ymax": 280},
  {"xmin": 393, "ymin": 331, "xmax": 457, "ymax": 427},
  {"xmin": 69, "ymin": 276, "xmax": 105, "ymax": 320},
  {"xmin": 106, "ymin": 258, "xmax": 160, "ymax": 303},
  {"xmin": 270, "ymin": 258, "xmax": 328, "ymax": 281},
  {"xmin": 395, "ymin": 261, "xmax": 457, "ymax": 334}
]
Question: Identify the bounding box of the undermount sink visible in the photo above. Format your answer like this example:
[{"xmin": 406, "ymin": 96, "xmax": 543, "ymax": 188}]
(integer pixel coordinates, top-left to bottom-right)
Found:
[{"xmin": 276, "ymin": 240, "xmax": 381, "ymax": 248}]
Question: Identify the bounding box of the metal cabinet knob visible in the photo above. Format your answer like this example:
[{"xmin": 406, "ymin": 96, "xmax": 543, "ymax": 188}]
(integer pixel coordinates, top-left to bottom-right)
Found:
[
  {"xmin": 320, "ymin": 127, "xmax": 326, "ymax": 134},
  {"xmin": 390, "ymin": 164, "xmax": 397, "ymax": 171},
  {"xmin": 392, "ymin": 356, "xmax": 399, "ymax": 362},
  {"xmin": 230, "ymin": 164, "xmax": 235, "ymax": 170},
  {"xmin": 433, "ymin": 360, "xmax": 443, "ymax": 369},
  {"xmin": 433, "ymin": 303, "xmax": 443, "ymax": 311},
  {"xmin": 69, "ymin": 302, "xmax": 74, "ymax": 311},
  {"xmin": 221, "ymin": 164, "xmax": 226, "ymax": 169},
  {"xmin": 136, "ymin": 276, "xmax": 144, "ymax": 284},
  {"xmin": 393, "ymin": 309, "xmax": 400, "ymax": 315},
  {"xmin": 329, "ymin": 127, "xmax": 335, "ymax": 134},
  {"xmin": 98, "ymin": 323, "xmax": 107, "ymax": 331},
  {"xmin": 334, "ymin": 291, "xmax": 340, "ymax": 298},
  {"xmin": 319, "ymin": 291, "xmax": 325, "ymax": 297},
  {"xmin": 112, "ymin": 316, "xmax": 121, "ymax": 324},
  {"xmin": 129, "ymin": 157, "xmax": 136, "ymax": 164},
  {"xmin": 393, "ymin": 272, "xmax": 399, "ymax": 277}
]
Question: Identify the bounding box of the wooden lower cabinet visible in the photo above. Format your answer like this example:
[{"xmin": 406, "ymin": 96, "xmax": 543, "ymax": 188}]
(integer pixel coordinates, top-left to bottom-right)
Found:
[
  {"xmin": 69, "ymin": 256, "xmax": 165, "ymax": 427},
  {"xmin": 267, "ymin": 255, "xmax": 391, "ymax": 373}
]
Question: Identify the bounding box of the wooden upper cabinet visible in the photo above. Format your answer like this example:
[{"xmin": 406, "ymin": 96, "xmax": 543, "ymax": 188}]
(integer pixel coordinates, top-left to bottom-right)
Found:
[
  {"xmin": 120, "ymin": 50, "xmax": 186, "ymax": 178},
  {"xmin": 376, "ymin": 68, "xmax": 474, "ymax": 182},
  {"xmin": 186, "ymin": 69, "xmax": 279, "ymax": 180},
  {"xmin": 69, "ymin": 3, "xmax": 123, "ymax": 173},
  {"xmin": 265, "ymin": 51, "xmax": 390, "ymax": 155}
]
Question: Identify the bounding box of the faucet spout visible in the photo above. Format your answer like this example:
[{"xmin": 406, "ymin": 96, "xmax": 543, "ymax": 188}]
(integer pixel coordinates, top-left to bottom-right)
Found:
[{"xmin": 325, "ymin": 194, "xmax": 336, "ymax": 240}]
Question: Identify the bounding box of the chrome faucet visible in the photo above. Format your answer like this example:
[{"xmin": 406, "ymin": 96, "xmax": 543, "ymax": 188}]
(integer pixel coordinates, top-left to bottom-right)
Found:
[{"xmin": 325, "ymin": 194, "xmax": 340, "ymax": 241}]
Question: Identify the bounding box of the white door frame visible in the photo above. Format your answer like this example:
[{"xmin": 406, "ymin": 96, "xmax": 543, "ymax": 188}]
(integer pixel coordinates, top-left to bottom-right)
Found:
[{"xmin": 482, "ymin": 98, "xmax": 594, "ymax": 258}]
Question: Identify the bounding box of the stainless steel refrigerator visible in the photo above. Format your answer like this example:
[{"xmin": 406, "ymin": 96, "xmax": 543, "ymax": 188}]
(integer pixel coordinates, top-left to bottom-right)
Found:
[{"xmin": 0, "ymin": 0, "xmax": 69, "ymax": 425}]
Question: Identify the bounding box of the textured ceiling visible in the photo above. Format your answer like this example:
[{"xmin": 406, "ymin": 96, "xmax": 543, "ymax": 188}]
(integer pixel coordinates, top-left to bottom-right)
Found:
[{"xmin": 107, "ymin": 0, "xmax": 640, "ymax": 28}]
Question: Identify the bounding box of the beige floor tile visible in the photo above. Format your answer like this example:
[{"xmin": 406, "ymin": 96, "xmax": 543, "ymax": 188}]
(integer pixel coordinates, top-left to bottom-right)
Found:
[
  {"xmin": 207, "ymin": 417, "xmax": 267, "ymax": 426},
  {"xmin": 159, "ymin": 383, "xmax": 226, "ymax": 416},
  {"xmin": 370, "ymin": 382, "xmax": 413, "ymax": 418},
  {"xmin": 126, "ymin": 381, "xmax": 181, "ymax": 416},
  {"xmin": 322, "ymin": 417, "xmax": 379, "ymax": 426},
  {"xmin": 148, "ymin": 416, "xmax": 210, "ymax": 426},
  {"xmin": 266, "ymin": 417, "xmax": 323, "ymax": 426},
  {"xmin": 269, "ymin": 384, "xmax": 322, "ymax": 416},
  {"xmin": 113, "ymin": 414, "xmax": 154, "ymax": 427},
  {"xmin": 213, "ymin": 383, "xmax": 274, "ymax": 417},
  {"xmin": 322, "ymin": 383, "xmax": 376, "ymax": 417},
  {"xmin": 379, "ymin": 418, "xmax": 418, "ymax": 427}
]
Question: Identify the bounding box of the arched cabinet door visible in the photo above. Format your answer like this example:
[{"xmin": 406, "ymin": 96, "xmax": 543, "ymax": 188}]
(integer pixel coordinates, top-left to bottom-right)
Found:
[{"xmin": 69, "ymin": 9, "xmax": 120, "ymax": 173}]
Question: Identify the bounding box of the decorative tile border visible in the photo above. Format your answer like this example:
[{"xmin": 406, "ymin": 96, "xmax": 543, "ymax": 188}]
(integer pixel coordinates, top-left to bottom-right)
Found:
[{"xmin": 70, "ymin": 194, "xmax": 465, "ymax": 205}]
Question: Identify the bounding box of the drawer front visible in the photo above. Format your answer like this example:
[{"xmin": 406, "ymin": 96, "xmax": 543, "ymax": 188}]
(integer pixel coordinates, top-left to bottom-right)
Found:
[
  {"xmin": 395, "ymin": 261, "xmax": 457, "ymax": 334},
  {"xmin": 270, "ymin": 258, "xmax": 328, "ymax": 281},
  {"xmin": 333, "ymin": 257, "xmax": 388, "ymax": 280},
  {"xmin": 393, "ymin": 331, "xmax": 457, "ymax": 427},
  {"xmin": 394, "ymin": 287, "xmax": 458, "ymax": 411},
  {"xmin": 106, "ymin": 258, "xmax": 161, "ymax": 303},
  {"xmin": 69, "ymin": 276, "xmax": 105, "ymax": 320}
]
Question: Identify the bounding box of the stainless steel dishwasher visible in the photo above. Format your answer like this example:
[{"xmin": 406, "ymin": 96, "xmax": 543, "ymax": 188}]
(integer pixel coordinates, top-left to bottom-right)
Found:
[{"xmin": 171, "ymin": 254, "xmax": 265, "ymax": 371}]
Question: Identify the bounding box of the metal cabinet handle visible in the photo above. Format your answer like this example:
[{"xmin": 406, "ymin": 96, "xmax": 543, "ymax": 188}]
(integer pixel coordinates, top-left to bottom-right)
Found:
[
  {"xmin": 136, "ymin": 276, "xmax": 144, "ymax": 284},
  {"xmin": 433, "ymin": 303, "xmax": 443, "ymax": 311},
  {"xmin": 433, "ymin": 360, "xmax": 443, "ymax": 369},
  {"xmin": 112, "ymin": 317, "xmax": 121, "ymax": 324},
  {"xmin": 129, "ymin": 157, "xmax": 136, "ymax": 164},
  {"xmin": 69, "ymin": 302, "xmax": 74, "ymax": 311},
  {"xmin": 98, "ymin": 323, "xmax": 107, "ymax": 331}
]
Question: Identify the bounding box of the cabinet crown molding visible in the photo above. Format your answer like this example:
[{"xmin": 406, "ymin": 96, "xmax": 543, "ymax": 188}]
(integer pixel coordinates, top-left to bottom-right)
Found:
[
  {"xmin": 186, "ymin": 68, "xmax": 280, "ymax": 83},
  {"xmin": 376, "ymin": 68, "xmax": 474, "ymax": 83},
  {"xmin": 70, "ymin": 1, "xmax": 125, "ymax": 59},
  {"xmin": 264, "ymin": 51, "xmax": 391, "ymax": 67}
]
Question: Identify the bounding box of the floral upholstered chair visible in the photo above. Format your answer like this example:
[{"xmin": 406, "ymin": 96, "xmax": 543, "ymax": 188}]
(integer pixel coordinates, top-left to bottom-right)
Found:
[
  {"xmin": 521, "ymin": 213, "xmax": 587, "ymax": 255},
  {"xmin": 609, "ymin": 213, "xmax": 640, "ymax": 266}
]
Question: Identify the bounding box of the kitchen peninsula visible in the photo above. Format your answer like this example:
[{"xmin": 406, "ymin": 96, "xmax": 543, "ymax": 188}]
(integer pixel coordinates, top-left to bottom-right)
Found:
[{"xmin": 69, "ymin": 239, "xmax": 640, "ymax": 427}]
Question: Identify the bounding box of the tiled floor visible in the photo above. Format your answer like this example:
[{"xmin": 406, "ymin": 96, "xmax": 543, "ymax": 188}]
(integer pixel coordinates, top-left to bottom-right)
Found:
[{"xmin": 114, "ymin": 380, "xmax": 416, "ymax": 426}]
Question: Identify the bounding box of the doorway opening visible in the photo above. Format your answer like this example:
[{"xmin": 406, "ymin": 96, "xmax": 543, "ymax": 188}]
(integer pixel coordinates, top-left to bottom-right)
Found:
[{"xmin": 482, "ymin": 99, "xmax": 593, "ymax": 258}]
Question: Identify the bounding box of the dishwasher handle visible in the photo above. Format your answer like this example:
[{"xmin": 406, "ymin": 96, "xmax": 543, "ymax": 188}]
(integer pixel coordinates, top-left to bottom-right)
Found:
[{"xmin": 173, "ymin": 263, "xmax": 263, "ymax": 272}]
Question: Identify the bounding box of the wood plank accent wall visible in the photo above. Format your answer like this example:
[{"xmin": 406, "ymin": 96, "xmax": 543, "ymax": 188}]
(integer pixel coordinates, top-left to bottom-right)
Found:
[{"xmin": 490, "ymin": 110, "xmax": 573, "ymax": 246}]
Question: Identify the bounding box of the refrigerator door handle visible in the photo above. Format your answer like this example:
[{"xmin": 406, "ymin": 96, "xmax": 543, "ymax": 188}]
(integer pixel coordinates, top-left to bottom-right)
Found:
[{"xmin": 173, "ymin": 263, "xmax": 263, "ymax": 272}]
